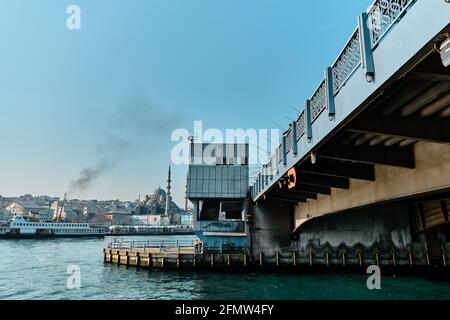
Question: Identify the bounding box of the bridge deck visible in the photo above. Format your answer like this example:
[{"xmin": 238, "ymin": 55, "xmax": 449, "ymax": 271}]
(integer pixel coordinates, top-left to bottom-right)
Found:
[{"xmin": 252, "ymin": 0, "xmax": 450, "ymax": 210}]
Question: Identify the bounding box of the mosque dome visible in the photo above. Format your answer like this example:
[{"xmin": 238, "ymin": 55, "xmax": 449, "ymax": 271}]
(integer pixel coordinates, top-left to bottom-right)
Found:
[{"xmin": 152, "ymin": 188, "xmax": 166, "ymax": 198}]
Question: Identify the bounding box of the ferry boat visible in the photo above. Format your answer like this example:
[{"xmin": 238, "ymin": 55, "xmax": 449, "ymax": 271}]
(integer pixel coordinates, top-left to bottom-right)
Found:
[{"xmin": 0, "ymin": 215, "xmax": 107, "ymax": 239}]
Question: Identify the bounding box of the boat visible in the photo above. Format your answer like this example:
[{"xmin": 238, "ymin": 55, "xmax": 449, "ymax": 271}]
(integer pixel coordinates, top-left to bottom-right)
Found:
[{"xmin": 0, "ymin": 215, "xmax": 107, "ymax": 239}]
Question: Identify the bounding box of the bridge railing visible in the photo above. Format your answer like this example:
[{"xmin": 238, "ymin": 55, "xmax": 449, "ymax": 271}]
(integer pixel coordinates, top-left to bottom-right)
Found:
[
  {"xmin": 106, "ymin": 239, "xmax": 196, "ymax": 250},
  {"xmin": 368, "ymin": 0, "xmax": 417, "ymax": 49},
  {"xmin": 253, "ymin": 0, "xmax": 418, "ymax": 200}
]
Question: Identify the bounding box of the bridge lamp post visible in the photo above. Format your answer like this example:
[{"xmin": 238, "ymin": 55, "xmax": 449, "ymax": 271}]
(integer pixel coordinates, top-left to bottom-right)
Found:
[
  {"xmin": 437, "ymin": 36, "xmax": 450, "ymax": 67},
  {"xmin": 310, "ymin": 152, "xmax": 317, "ymax": 165}
]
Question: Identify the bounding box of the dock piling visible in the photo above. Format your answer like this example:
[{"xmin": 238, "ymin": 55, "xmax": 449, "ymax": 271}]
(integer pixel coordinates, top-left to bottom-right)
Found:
[{"xmin": 442, "ymin": 245, "xmax": 447, "ymax": 268}]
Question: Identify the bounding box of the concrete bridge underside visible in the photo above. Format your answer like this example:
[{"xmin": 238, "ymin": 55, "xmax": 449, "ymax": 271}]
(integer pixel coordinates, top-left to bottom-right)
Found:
[{"xmin": 249, "ymin": 16, "xmax": 450, "ymax": 260}]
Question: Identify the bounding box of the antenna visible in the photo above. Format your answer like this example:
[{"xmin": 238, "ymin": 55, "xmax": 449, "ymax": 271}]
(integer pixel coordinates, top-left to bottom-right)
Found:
[
  {"xmin": 284, "ymin": 115, "xmax": 295, "ymax": 122},
  {"xmin": 289, "ymin": 104, "xmax": 301, "ymax": 113},
  {"xmin": 271, "ymin": 121, "xmax": 285, "ymax": 131}
]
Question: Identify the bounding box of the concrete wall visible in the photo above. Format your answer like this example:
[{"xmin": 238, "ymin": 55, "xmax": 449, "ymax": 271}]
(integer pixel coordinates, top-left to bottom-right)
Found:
[
  {"xmin": 248, "ymin": 201, "xmax": 294, "ymax": 257},
  {"xmin": 294, "ymin": 142, "xmax": 450, "ymax": 230},
  {"xmin": 292, "ymin": 203, "xmax": 412, "ymax": 253},
  {"xmin": 249, "ymin": 200, "xmax": 417, "ymax": 259}
]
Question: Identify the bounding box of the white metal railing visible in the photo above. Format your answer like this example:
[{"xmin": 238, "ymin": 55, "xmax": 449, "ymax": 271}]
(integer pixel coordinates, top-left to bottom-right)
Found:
[
  {"xmin": 368, "ymin": 0, "xmax": 416, "ymax": 48},
  {"xmin": 107, "ymin": 239, "xmax": 196, "ymax": 250}
]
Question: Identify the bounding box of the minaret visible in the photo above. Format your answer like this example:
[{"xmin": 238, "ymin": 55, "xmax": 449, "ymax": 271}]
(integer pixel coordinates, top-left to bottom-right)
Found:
[{"xmin": 165, "ymin": 166, "xmax": 171, "ymax": 217}]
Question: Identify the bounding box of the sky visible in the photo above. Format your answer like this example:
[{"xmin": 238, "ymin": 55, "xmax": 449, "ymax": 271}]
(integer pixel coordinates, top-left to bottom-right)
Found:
[{"xmin": 0, "ymin": 0, "xmax": 372, "ymax": 206}]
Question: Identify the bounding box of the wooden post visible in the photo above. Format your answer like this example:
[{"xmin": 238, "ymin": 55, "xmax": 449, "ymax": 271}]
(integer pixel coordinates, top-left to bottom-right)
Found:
[
  {"xmin": 109, "ymin": 249, "xmax": 113, "ymax": 263},
  {"xmin": 342, "ymin": 252, "xmax": 346, "ymax": 268},
  {"xmin": 358, "ymin": 252, "xmax": 362, "ymax": 267},
  {"xmin": 409, "ymin": 252, "xmax": 413, "ymax": 268},
  {"xmin": 293, "ymin": 252, "xmax": 296, "ymax": 267},
  {"xmin": 276, "ymin": 252, "xmax": 279, "ymax": 267},
  {"xmin": 243, "ymin": 254, "xmax": 247, "ymax": 268},
  {"xmin": 375, "ymin": 252, "xmax": 380, "ymax": 267},
  {"xmin": 259, "ymin": 252, "xmax": 263, "ymax": 267},
  {"xmin": 125, "ymin": 251, "xmax": 129, "ymax": 266},
  {"xmin": 136, "ymin": 252, "xmax": 141, "ymax": 267},
  {"xmin": 442, "ymin": 245, "xmax": 448, "ymax": 268},
  {"xmin": 426, "ymin": 252, "xmax": 430, "ymax": 267},
  {"xmin": 326, "ymin": 252, "xmax": 330, "ymax": 267},
  {"xmin": 147, "ymin": 253, "xmax": 152, "ymax": 267},
  {"xmin": 193, "ymin": 255, "xmax": 196, "ymax": 268},
  {"xmin": 211, "ymin": 254, "xmax": 214, "ymax": 268},
  {"xmin": 309, "ymin": 252, "xmax": 313, "ymax": 267},
  {"xmin": 227, "ymin": 254, "xmax": 231, "ymax": 268},
  {"xmin": 392, "ymin": 253, "xmax": 397, "ymax": 268},
  {"xmin": 161, "ymin": 257, "xmax": 165, "ymax": 269},
  {"xmin": 177, "ymin": 256, "xmax": 180, "ymax": 269}
]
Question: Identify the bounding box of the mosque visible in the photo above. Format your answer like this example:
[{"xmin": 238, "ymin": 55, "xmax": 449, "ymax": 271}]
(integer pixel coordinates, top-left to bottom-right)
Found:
[{"xmin": 135, "ymin": 167, "xmax": 182, "ymax": 225}]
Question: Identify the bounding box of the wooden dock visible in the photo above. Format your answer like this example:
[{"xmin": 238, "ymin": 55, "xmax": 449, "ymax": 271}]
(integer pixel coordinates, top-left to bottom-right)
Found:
[
  {"xmin": 103, "ymin": 240, "xmax": 247, "ymax": 270},
  {"xmin": 103, "ymin": 240, "xmax": 449, "ymax": 272}
]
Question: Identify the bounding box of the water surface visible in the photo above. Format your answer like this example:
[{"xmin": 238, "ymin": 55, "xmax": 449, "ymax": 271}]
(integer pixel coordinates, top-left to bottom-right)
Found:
[{"xmin": 0, "ymin": 236, "xmax": 449, "ymax": 300}]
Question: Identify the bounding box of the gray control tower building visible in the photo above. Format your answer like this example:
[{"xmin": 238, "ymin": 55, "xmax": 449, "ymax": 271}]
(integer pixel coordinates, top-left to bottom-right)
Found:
[{"xmin": 187, "ymin": 143, "xmax": 249, "ymax": 251}]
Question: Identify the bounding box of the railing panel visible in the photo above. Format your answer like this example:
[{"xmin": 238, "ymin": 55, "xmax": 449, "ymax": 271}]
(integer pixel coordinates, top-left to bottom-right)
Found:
[
  {"xmin": 368, "ymin": 0, "xmax": 416, "ymax": 48},
  {"xmin": 286, "ymin": 129, "xmax": 293, "ymax": 154},
  {"xmin": 278, "ymin": 144, "xmax": 283, "ymax": 163},
  {"xmin": 332, "ymin": 29, "xmax": 361, "ymax": 94},
  {"xmin": 310, "ymin": 79, "xmax": 327, "ymax": 123},
  {"xmin": 296, "ymin": 111, "xmax": 305, "ymax": 141}
]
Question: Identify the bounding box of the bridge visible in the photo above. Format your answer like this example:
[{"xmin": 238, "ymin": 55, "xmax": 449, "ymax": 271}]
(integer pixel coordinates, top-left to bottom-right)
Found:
[{"xmin": 249, "ymin": 0, "xmax": 450, "ymax": 264}]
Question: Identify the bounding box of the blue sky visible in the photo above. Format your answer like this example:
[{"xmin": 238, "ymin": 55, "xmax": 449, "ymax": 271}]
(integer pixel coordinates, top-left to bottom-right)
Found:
[{"xmin": 0, "ymin": 0, "xmax": 372, "ymax": 205}]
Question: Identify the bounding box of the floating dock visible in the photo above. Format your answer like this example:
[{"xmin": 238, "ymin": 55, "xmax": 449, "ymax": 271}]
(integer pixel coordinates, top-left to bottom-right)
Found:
[{"xmin": 103, "ymin": 240, "xmax": 449, "ymax": 272}]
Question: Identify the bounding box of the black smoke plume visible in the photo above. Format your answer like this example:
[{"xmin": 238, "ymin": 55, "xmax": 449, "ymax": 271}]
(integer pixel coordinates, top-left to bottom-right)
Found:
[{"xmin": 68, "ymin": 99, "xmax": 182, "ymax": 196}]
